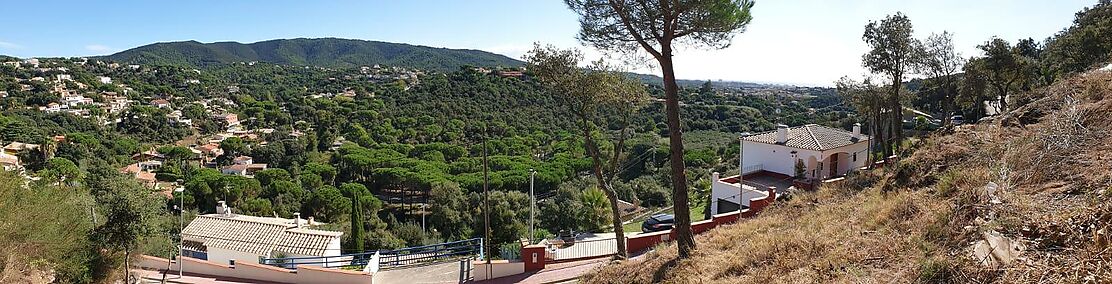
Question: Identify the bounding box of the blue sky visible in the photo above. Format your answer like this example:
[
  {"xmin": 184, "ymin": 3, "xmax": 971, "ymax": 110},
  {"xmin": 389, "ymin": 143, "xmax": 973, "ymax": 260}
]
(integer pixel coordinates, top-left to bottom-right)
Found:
[{"xmin": 0, "ymin": 0, "xmax": 1098, "ymax": 86}]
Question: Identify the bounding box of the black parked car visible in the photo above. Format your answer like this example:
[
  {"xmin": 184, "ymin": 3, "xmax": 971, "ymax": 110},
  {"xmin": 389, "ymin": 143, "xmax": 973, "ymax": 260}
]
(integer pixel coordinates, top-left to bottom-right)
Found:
[{"xmin": 641, "ymin": 214, "xmax": 675, "ymax": 233}]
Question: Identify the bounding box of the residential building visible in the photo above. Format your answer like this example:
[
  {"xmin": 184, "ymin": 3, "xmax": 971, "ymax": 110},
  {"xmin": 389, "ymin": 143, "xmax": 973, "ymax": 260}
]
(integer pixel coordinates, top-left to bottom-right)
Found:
[
  {"xmin": 709, "ymin": 124, "xmax": 870, "ymax": 214},
  {"xmin": 97, "ymin": 76, "xmax": 112, "ymax": 84},
  {"xmin": 181, "ymin": 203, "xmax": 343, "ymax": 265},
  {"xmin": 119, "ymin": 163, "xmax": 158, "ymax": 187},
  {"xmin": 741, "ymin": 124, "xmax": 870, "ymax": 180},
  {"xmin": 222, "ymin": 163, "xmax": 267, "ymax": 177},
  {"xmin": 3, "ymin": 142, "xmax": 40, "ymax": 155},
  {"xmin": 0, "ymin": 152, "xmax": 21, "ymax": 171},
  {"xmin": 150, "ymin": 99, "xmax": 171, "ymax": 109}
]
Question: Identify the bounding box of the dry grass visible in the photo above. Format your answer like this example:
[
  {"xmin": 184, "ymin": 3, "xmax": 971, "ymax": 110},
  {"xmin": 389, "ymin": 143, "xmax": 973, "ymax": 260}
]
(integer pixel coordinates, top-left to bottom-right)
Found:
[{"xmin": 583, "ymin": 70, "xmax": 1112, "ymax": 283}]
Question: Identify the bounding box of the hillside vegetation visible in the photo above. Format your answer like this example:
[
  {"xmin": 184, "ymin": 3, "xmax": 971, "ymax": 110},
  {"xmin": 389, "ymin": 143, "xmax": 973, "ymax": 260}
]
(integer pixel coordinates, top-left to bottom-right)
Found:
[
  {"xmin": 582, "ymin": 68, "xmax": 1112, "ymax": 283},
  {"xmin": 98, "ymin": 38, "xmax": 524, "ymax": 71}
]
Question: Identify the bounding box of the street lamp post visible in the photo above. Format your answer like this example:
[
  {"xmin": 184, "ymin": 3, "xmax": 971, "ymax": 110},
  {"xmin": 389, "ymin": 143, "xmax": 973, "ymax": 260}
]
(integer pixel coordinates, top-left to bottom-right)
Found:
[
  {"xmin": 174, "ymin": 180, "xmax": 185, "ymax": 279},
  {"xmin": 739, "ymin": 132, "xmax": 751, "ymax": 190},
  {"xmin": 528, "ymin": 168, "xmax": 536, "ymax": 243}
]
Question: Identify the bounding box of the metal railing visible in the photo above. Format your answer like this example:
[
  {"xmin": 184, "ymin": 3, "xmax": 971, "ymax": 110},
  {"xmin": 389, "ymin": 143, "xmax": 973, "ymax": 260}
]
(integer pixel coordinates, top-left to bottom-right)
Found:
[
  {"xmin": 260, "ymin": 238, "xmax": 483, "ymax": 270},
  {"xmin": 546, "ymin": 237, "xmax": 618, "ymax": 261},
  {"xmin": 741, "ymin": 164, "xmax": 764, "ymax": 175}
]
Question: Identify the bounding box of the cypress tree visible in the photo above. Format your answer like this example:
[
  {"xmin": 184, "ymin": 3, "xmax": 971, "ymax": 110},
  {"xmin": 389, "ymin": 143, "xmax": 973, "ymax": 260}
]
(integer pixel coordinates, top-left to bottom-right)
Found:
[{"xmin": 351, "ymin": 191, "xmax": 365, "ymax": 252}]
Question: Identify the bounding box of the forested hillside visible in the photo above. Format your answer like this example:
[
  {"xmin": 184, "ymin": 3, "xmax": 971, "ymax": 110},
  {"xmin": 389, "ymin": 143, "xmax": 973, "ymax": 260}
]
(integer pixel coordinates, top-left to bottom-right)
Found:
[
  {"xmin": 0, "ymin": 50, "xmax": 850, "ymax": 282},
  {"xmin": 98, "ymin": 38, "xmax": 524, "ymax": 71}
]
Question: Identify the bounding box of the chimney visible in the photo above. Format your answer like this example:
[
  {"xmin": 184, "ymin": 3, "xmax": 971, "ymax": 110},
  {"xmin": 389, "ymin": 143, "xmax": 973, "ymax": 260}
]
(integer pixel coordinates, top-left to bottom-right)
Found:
[
  {"xmin": 216, "ymin": 201, "xmax": 227, "ymax": 215},
  {"xmin": 308, "ymin": 216, "xmax": 315, "ymax": 226},
  {"xmin": 294, "ymin": 213, "xmax": 302, "ymax": 227},
  {"xmin": 852, "ymin": 123, "xmax": 862, "ymax": 139},
  {"xmin": 776, "ymin": 124, "xmax": 789, "ymax": 144}
]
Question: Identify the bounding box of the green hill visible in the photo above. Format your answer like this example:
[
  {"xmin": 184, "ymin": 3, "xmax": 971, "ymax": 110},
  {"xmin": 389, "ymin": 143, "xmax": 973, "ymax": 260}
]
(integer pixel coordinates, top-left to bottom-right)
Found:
[{"xmin": 97, "ymin": 38, "xmax": 524, "ymax": 71}]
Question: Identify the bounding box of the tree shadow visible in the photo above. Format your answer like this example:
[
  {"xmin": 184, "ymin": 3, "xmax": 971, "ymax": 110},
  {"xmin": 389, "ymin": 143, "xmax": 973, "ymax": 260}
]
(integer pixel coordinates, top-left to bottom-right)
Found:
[{"xmin": 651, "ymin": 257, "xmax": 679, "ymax": 283}]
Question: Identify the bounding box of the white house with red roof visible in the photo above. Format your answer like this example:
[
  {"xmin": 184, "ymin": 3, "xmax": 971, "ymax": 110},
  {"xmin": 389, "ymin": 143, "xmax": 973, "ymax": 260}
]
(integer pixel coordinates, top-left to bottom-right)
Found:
[
  {"xmin": 709, "ymin": 124, "xmax": 870, "ymax": 214},
  {"xmin": 741, "ymin": 123, "xmax": 870, "ymax": 180}
]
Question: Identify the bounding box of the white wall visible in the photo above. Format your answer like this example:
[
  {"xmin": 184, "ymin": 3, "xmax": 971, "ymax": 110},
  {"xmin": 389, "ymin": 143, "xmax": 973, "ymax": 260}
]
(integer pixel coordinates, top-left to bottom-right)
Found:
[
  {"xmin": 473, "ymin": 261, "xmax": 525, "ymax": 281},
  {"xmin": 743, "ymin": 141, "xmax": 819, "ymax": 177},
  {"xmin": 743, "ymin": 140, "xmax": 869, "ymax": 179},
  {"xmin": 709, "ymin": 176, "xmax": 770, "ymax": 214},
  {"xmin": 820, "ymin": 142, "xmax": 870, "ymax": 179},
  {"xmin": 207, "ymin": 247, "xmax": 263, "ymax": 266}
]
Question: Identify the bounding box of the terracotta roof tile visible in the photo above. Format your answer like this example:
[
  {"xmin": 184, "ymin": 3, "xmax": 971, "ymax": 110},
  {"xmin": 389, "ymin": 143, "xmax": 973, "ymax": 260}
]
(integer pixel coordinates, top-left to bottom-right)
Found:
[{"xmin": 742, "ymin": 124, "xmax": 869, "ymax": 151}]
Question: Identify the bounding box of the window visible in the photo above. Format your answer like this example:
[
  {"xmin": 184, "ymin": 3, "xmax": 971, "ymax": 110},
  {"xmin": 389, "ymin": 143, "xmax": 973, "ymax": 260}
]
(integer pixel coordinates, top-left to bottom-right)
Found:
[{"xmin": 853, "ymin": 152, "xmax": 857, "ymax": 162}]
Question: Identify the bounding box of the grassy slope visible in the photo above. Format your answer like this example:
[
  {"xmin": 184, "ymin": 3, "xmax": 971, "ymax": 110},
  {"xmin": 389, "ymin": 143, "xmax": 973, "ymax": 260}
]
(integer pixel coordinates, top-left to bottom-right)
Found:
[{"xmin": 582, "ymin": 70, "xmax": 1112, "ymax": 283}]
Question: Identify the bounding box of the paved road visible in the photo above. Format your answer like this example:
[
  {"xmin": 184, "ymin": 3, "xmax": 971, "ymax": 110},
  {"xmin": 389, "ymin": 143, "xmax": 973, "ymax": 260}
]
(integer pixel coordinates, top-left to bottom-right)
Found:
[
  {"xmin": 374, "ymin": 260, "xmax": 463, "ymax": 284},
  {"xmin": 473, "ymin": 258, "xmax": 606, "ymax": 284}
]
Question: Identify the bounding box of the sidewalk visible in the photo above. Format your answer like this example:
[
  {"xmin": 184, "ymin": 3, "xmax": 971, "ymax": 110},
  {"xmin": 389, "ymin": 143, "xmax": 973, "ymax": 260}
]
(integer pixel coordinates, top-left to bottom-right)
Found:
[{"xmin": 473, "ymin": 258, "xmax": 607, "ymax": 284}]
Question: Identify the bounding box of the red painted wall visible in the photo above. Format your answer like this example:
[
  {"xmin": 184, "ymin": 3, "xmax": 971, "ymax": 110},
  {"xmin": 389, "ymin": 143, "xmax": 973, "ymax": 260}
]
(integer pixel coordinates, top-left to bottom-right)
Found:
[{"xmin": 522, "ymin": 245, "xmax": 546, "ymax": 271}]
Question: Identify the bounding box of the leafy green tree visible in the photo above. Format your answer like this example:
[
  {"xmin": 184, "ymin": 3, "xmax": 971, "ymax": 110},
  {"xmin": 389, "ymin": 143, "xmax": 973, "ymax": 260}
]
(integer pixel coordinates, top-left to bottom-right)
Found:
[
  {"xmin": 915, "ymin": 31, "xmax": 965, "ymax": 120},
  {"xmin": 535, "ymin": 183, "xmax": 587, "ymax": 232},
  {"xmin": 525, "ymin": 44, "xmax": 648, "ymax": 258},
  {"xmin": 837, "ymin": 76, "xmax": 886, "ymax": 165},
  {"xmin": 91, "ymin": 177, "xmax": 162, "ymax": 282},
  {"xmin": 308, "ymin": 186, "xmax": 350, "ymax": 222},
  {"xmin": 428, "ymin": 181, "xmax": 471, "ymax": 239},
  {"xmin": 220, "ymin": 137, "xmax": 246, "ymax": 159},
  {"xmin": 300, "ymin": 173, "xmax": 324, "ymax": 191},
  {"xmin": 1043, "ymin": 1, "xmax": 1112, "ymax": 78},
  {"xmin": 255, "ymin": 168, "xmax": 292, "ymax": 188},
  {"xmin": 565, "ymin": 0, "xmax": 754, "ymax": 258},
  {"xmin": 41, "ymin": 157, "xmax": 84, "ymax": 185},
  {"xmin": 862, "ymin": 12, "xmax": 919, "ymax": 157},
  {"xmin": 304, "ymin": 162, "xmax": 338, "ymax": 185},
  {"xmin": 264, "ymin": 180, "xmax": 308, "ymax": 218},
  {"xmin": 976, "ymin": 37, "xmax": 1032, "ymax": 113}
]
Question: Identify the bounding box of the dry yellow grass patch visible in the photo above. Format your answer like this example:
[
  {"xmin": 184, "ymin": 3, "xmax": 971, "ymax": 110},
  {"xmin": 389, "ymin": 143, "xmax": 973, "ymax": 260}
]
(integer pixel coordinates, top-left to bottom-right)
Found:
[{"xmin": 582, "ymin": 180, "xmax": 969, "ymax": 284}]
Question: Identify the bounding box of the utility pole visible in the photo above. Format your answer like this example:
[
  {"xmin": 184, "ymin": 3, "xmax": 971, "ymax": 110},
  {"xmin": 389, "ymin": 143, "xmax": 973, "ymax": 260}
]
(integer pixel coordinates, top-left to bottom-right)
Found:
[
  {"xmin": 482, "ymin": 130, "xmax": 492, "ymax": 276},
  {"xmin": 528, "ymin": 168, "xmax": 536, "ymax": 243}
]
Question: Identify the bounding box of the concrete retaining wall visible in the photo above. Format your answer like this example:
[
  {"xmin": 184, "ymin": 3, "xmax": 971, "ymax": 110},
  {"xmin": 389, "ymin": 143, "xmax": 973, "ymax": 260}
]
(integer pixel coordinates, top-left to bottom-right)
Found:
[
  {"xmin": 135, "ymin": 255, "xmax": 372, "ymax": 284},
  {"xmin": 473, "ymin": 260, "xmax": 525, "ymax": 281}
]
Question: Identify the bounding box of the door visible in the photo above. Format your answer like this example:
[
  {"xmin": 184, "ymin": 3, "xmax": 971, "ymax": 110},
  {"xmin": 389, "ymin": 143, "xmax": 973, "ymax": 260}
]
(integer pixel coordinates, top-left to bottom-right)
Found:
[{"xmin": 828, "ymin": 153, "xmax": 839, "ymax": 177}]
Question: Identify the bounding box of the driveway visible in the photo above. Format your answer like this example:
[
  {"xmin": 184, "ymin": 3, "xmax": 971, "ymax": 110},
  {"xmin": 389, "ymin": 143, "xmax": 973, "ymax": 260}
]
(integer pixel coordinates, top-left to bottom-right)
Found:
[{"xmin": 373, "ymin": 260, "xmax": 463, "ymax": 284}]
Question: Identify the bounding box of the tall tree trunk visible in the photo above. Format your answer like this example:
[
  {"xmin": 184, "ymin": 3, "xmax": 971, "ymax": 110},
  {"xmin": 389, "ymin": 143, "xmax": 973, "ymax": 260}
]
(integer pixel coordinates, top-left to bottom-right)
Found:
[
  {"xmin": 889, "ymin": 75, "xmax": 902, "ymax": 155},
  {"xmin": 124, "ymin": 249, "xmax": 131, "ymax": 283},
  {"xmin": 658, "ymin": 52, "xmax": 695, "ymax": 258},
  {"xmin": 580, "ymin": 117, "xmax": 628, "ymax": 259}
]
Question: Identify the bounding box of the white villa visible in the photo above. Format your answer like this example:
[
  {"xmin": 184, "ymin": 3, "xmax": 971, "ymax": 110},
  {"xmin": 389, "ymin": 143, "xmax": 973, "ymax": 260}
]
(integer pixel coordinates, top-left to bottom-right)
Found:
[
  {"xmin": 181, "ymin": 202, "xmax": 343, "ymax": 266},
  {"xmin": 709, "ymin": 123, "xmax": 870, "ymax": 214},
  {"xmin": 742, "ymin": 123, "xmax": 870, "ymax": 180}
]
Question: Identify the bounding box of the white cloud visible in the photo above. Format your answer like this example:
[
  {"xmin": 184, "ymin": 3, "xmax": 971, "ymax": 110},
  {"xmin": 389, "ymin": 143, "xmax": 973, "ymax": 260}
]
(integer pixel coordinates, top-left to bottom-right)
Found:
[
  {"xmin": 85, "ymin": 44, "xmax": 114, "ymax": 53},
  {"xmin": 0, "ymin": 41, "xmax": 23, "ymax": 50}
]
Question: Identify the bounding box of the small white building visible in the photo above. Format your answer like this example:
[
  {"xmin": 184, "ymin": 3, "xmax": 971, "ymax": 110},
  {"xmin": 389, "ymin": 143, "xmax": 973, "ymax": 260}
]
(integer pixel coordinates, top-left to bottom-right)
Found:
[
  {"xmin": 97, "ymin": 76, "xmax": 112, "ymax": 84},
  {"xmin": 710, "ymin": 124, "xmax": 869, "ymax": 214},
  {"xmin": 181, "ymin": 203, "xmax": 343, "ymax": 266},
  {"xmin": 741, "ymin": 124, "xmax": 870, "ymax": 180}
]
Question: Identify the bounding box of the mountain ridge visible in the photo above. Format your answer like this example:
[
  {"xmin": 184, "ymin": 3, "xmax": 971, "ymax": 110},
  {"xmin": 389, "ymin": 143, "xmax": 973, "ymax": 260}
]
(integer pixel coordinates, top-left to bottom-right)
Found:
[{"xmin": 96, "ymin": 37, "xmax": 525, "ymax": 71}]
